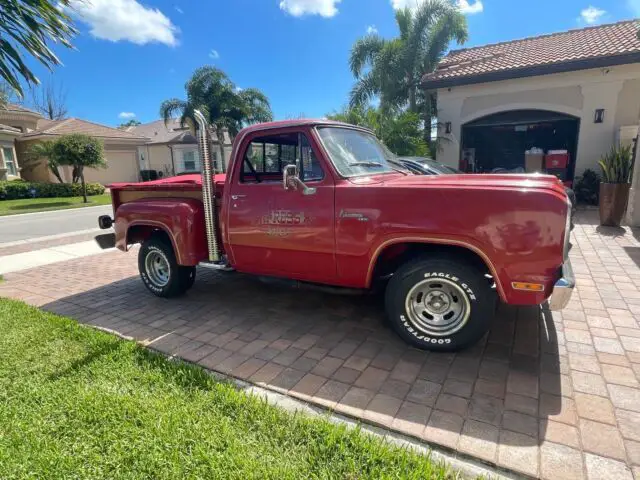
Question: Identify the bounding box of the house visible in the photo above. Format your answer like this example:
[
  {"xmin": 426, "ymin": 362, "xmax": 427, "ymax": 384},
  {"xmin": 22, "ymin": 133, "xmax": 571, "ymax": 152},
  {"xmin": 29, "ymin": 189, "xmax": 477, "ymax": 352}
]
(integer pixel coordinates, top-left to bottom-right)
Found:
[
  {"xmin": 0, "ymin": 104, "xmax": 41, "ymax": 181},
  {"xmin": 0, "ymin": 124, "xmax": 22, "ymax": 181},
  {"xmin": 424, "ymin": 20, "xmax": 640, "ymax": 184},
  {"xmin": 0, "ymin": 104, "xmax": 149, "ymax": 184},
  {"xmin": 129, "ymin": 118, "xmax": 233, "ymax": 176}
]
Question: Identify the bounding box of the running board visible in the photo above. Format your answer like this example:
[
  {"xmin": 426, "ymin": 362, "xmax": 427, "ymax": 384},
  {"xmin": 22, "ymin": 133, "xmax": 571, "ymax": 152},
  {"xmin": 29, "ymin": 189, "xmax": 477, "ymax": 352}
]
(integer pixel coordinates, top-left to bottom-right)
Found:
[{"xmin": 198, "ymin": 261, "xmax": 235, "ymax": 272}]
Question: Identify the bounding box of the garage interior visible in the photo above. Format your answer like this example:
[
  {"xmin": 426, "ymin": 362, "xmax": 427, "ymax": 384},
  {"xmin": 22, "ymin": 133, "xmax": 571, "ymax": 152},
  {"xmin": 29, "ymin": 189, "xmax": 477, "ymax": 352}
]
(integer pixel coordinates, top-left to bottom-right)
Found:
[{"xmin": 461, "ymin": 110, "xmax": 579, "ymax": 184}]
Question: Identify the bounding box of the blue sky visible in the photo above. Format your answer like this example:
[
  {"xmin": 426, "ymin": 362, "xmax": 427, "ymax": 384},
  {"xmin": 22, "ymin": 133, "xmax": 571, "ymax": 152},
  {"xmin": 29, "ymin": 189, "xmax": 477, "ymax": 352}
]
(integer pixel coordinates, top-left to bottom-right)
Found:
[{"xmin": 21, "ymin": 0, "xmax": 640, "ymax": 127}]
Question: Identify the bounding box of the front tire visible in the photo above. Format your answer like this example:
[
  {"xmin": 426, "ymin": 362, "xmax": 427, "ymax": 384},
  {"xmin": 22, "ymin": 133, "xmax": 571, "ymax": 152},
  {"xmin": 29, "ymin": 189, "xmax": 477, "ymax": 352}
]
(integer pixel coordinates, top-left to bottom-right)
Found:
[
  {"xmin": 138, "ymin": 237, "xmax": 192, "ymax": 298},
  {"xmin": 385, "ymin": 256, "xmax": 496, "ymax": 351}
]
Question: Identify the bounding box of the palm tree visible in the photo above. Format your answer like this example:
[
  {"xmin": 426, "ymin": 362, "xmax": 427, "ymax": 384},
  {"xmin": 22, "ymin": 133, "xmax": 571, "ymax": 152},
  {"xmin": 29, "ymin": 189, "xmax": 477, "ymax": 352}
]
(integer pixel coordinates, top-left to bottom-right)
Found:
[
  {"xmin": 160, "ymin": 67, "xmax": 273, "ymax": 170},
  {"xmin": 24, "ymin": 140, "xmax": 63, "ymax": 183},
  {"xmin": 349, "ymin": 0, "xmax": 467, "ymax": 141}
]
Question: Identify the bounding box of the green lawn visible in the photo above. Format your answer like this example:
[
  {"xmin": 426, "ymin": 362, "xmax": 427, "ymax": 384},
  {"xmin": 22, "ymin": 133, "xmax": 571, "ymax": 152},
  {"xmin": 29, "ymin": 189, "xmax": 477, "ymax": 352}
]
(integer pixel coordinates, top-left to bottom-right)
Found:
[
  {"xmin": 0, "ymin": 299, "xmax": 458, "ymax": 480},
  {"xmin": 0, "ymin": 194, "xmax": 112, "ymax": 216}
]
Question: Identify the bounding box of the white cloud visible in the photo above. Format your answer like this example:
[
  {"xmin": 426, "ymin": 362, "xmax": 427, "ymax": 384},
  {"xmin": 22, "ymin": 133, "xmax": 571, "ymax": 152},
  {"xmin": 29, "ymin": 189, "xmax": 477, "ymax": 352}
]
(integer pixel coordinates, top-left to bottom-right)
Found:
[
  {"xmin": 580, "ymin": 5, "xmax": 605, "ymax": 24},
  {"xmin": 628, "ymin": 0, "xmax": 640, "ymax": 15},
  {"xmin": 209, "ymin": 49, "xmax": 220, "ymax": 59},
  {"xmin": 118, "ymin": 112, "xmax": 136, "ymax": 119},
  {"xmin": 457, "ymin": 0, "xmax": 483, "ymax": 14},
  {"xmin": 391, "ymin": 0, "xmax": 483, "ymax": 15},
  {"xmin": 68, "ymin": 0, "xmax": 178, "ymax": 46},
  {"xmin": 279, "ymin": 0, "xmax": 341, "ymax": 17},
  {"xmin": 175, "ymin": 6, "xmax": 184, "ymax": 14},
  {"xmin": 366, "ymin": 25, "xmax": 378, "ymax": 34}
]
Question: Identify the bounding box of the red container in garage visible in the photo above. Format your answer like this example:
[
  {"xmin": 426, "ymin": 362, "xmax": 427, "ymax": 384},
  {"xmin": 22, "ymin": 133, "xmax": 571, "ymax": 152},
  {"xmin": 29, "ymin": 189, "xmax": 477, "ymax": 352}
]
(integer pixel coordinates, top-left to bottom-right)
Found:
[{"xmin": 545, "ymin": 151, "xmax": 570, "ymax": 169}]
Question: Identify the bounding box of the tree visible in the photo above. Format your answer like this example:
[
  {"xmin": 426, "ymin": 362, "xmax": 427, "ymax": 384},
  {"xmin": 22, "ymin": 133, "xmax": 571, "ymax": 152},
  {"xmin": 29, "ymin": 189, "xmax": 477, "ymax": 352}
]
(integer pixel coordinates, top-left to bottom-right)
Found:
[
  {"xmin": 51, "ymin": 134, "xmax": 106, "ymax": 202},
  {"xmin": 349, "ymin": 0, "xmax": 467, "ymax": 144},
  {"xmin": 24, "ymin": 140, "xmax": 63, "ymax": 182},
  {"xmin": 327, "ymin": 105, "xmax": 429, "ymax": 157},
  {"xmin": 29, "ymin": 79, "xmax": 67, "ymax": 119},
  {"xmin": 160, "ymin": 66, "xmax": 273, "ymax": 171},
  {"xmin": 119, "ymin": 119, "xmax": 141, "ymax": 129},
  {"xmin": 0, "ymin": 0, "xmax": 76, "ymax": 97}
]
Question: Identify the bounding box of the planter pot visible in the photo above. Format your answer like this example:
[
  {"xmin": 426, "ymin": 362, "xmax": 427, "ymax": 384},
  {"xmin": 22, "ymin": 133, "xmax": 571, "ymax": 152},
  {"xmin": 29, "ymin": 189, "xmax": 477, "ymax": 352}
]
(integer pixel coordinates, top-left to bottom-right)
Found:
[{"xmin": 599, "ymin": 183, "xmax": 631, "ymax": 226}]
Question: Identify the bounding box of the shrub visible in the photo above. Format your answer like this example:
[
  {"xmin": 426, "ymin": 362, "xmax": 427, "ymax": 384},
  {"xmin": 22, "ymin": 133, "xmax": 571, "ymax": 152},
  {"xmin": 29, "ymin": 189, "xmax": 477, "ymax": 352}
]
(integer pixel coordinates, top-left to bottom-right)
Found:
[
  {"xmin": 0, "ymin": 181, "xmax": 105, "ymax": 200},
  {"xmin": 574, "ymin": 169, "xmax": 601, "ymax": 206}
]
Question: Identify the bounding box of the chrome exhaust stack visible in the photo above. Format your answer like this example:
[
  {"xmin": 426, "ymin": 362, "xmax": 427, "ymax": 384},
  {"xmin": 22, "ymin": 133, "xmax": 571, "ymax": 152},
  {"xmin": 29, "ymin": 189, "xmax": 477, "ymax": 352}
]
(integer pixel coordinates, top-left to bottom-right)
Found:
[{"xmin": 194, "ymin": 109, "xmax": 221, "ymax": 263}]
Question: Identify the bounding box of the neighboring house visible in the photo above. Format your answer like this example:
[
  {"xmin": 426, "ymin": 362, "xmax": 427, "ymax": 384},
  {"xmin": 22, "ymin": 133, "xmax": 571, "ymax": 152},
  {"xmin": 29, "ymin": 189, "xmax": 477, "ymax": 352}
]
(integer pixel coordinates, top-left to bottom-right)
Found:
[
  {"xmin": 130, "ymin": 118, "xmax": 233, "ymax": 176},
  {"xmin": 0, "ymin": 104, "xmax": 149, "ymax": 184},
  {"xmin": 424, "ymin": 20, "xmax": 640, "ymax": 183},
  {"xmin": 0, "ymin": 124, "xmax": 22, "ymax": 181},
  {"xmin": 15, "ymin": 118, "xmax": 148, "ymax": 184}
]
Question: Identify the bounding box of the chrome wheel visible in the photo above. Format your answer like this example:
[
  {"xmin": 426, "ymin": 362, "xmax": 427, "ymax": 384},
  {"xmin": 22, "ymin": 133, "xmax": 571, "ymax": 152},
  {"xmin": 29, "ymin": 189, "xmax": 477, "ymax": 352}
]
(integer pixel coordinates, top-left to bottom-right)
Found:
[
  {"xmin": 405, "ymin": 278, "xmax": 470, "ymax": 337},
  {"xmin": 145, "ymin": 250, "xmax": 170, "ymax": 287}
]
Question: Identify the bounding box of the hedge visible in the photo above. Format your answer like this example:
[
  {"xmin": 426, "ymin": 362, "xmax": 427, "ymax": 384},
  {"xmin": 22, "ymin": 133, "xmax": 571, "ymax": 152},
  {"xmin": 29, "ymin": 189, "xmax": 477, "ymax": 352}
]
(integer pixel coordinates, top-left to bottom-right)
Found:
[{"xmin": 0, "ymin": 181, "xmax": 106, "ymax": 200}]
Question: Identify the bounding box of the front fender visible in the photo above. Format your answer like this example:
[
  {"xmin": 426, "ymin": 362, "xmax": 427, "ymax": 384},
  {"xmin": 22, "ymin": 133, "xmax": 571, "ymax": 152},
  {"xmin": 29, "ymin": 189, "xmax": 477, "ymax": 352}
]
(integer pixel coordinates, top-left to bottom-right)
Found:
[{"xmin": 114, "ymin": 197, "xmax": 207, "ymax": 266}]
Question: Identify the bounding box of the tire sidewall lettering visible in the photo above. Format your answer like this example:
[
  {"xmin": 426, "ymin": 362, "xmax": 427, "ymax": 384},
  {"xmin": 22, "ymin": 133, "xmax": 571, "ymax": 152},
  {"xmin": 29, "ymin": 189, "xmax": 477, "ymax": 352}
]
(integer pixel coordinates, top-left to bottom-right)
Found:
[{"xmin": 423, "ymin": 271, "xmax": 477, "ymax": 301}]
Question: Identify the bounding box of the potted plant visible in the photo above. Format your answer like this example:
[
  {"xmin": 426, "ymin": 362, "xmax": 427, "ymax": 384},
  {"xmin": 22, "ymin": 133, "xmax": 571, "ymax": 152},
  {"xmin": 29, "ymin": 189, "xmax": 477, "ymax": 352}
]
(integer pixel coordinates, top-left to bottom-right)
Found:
[{"xmin": 598, "ymin": 144, "xmax": 634, "ymax": 226}]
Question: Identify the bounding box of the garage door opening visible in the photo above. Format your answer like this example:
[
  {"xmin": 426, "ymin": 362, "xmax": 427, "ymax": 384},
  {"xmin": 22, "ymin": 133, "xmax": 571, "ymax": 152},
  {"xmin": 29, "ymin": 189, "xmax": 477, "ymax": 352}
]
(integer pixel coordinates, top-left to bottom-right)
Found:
[{"xmin": 461, "ymin": 110, "xmax": 580, "ymax": 184}]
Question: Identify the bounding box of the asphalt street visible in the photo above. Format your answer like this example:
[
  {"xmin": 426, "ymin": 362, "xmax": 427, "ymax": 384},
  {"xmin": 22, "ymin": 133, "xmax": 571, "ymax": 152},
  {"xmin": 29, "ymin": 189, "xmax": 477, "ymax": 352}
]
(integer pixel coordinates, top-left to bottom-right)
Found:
[{"xmin": 0, "ymin": 205, "xmax": 112, "ymax": 244}]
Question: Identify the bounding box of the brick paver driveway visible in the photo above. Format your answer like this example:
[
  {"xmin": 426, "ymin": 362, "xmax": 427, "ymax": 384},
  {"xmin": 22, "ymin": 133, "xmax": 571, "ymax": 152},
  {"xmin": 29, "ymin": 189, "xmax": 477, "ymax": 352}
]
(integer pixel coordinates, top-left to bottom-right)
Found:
[{"xmin": 1, "ymin": 210, "xmax": 639, "ymax": 479}]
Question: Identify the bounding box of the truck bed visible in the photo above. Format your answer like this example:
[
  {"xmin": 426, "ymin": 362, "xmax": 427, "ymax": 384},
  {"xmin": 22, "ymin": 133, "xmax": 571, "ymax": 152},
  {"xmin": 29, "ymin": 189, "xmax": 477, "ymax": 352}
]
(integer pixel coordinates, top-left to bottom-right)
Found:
[{"xmin": 109, "ymin": 174, "xmax": 226, "ymax": 208}]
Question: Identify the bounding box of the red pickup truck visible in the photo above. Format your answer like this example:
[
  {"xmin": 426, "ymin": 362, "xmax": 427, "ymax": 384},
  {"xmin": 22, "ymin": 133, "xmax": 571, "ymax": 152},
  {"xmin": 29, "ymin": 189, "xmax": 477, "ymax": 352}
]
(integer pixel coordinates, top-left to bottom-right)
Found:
[{"xmin": 98, "ymin": 112, "xmax": 574, "ymax": 351}]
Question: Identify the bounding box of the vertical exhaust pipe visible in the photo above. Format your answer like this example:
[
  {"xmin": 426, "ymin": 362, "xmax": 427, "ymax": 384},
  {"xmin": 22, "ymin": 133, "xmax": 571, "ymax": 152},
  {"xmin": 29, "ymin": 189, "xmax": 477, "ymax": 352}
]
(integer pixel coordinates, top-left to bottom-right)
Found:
[{"xmin": 194, "ymin": 110, "xmax": 220, "ymax": 263}]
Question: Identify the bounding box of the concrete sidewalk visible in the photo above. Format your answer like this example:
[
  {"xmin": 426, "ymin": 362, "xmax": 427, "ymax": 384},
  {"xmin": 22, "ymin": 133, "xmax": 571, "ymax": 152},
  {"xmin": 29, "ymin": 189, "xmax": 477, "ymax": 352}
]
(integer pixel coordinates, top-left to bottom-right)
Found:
[{"xmin": 0, "ymin": 239, "xmax": 114, "ymax": 274}]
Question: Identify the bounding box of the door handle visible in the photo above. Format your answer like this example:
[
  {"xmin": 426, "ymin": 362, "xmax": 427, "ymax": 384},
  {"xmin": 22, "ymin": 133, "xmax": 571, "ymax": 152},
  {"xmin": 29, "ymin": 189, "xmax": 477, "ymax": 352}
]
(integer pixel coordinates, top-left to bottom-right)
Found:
[{"xmin": 231, "ymin": 194, "xmax": 246, "ymax": 200}]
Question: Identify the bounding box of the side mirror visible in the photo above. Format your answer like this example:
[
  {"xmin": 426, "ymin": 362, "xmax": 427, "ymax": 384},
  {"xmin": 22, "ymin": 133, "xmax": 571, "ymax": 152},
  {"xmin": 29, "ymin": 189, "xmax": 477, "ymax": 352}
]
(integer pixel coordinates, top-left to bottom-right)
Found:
[
  {"xmin": 283, "ymin": 164, "xmax": 299, "ymax": 191},
  {"xmin": 283, "ymin": 164, "xmax": 316, "ymax": 196}
]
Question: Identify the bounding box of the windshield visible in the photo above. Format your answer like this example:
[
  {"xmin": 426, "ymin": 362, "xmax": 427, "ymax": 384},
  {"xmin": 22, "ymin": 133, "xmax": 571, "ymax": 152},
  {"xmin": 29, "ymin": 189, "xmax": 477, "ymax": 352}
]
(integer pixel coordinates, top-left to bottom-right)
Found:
[{"xmin": 317, "ymin": 127, "xmax": 399, "ymax": 177}]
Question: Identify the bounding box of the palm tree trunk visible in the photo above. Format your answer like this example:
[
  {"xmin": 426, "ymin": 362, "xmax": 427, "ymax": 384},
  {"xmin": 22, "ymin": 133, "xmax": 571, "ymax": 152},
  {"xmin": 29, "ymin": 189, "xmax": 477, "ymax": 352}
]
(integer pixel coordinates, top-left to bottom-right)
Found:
[
  {"xmin": 216, "ymin": 126, "xmax": 226, "ymax": 173},
  {"xmin": 408, "ymin": 87, "xmax": 417, "ymax": 113},
  {"xmin": 80, "ymin": 167, "xmax": 87, "ymax": 203},
  {"xmin": 49, "ymin": 163, "xmax": 64, "ymax": 183}
]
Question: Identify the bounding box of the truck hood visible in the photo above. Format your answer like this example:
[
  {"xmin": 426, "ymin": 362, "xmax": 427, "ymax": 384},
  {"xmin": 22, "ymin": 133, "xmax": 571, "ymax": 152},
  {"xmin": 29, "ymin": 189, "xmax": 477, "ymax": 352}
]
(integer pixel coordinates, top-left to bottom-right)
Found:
[{"xmin": 368, "ymin": 173, "xmax": 567, "ymax": 195}]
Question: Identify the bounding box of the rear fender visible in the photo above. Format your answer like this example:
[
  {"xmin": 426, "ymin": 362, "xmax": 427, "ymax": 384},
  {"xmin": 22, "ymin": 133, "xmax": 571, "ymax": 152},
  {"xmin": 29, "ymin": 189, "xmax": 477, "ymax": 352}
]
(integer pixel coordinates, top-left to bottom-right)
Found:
[{"xmin": 114, "ymin": 197, "xmax": 208, "ymax": 266}]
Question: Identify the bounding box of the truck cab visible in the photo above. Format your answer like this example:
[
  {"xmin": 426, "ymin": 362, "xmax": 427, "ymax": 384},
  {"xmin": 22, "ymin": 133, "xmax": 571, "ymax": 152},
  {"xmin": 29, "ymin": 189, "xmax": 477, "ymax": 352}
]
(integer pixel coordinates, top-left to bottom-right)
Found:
[{"xmin": 100, "ymin": 116, "xmax": 574, "ymax": 352}]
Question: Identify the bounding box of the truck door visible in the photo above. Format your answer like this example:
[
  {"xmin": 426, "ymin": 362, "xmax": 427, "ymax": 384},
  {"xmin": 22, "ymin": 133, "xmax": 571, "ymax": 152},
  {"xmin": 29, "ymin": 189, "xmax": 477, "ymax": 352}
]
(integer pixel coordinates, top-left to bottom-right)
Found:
[{"xmin": 226, "ymin": 130, "xmax": 336, "ymax": 282}]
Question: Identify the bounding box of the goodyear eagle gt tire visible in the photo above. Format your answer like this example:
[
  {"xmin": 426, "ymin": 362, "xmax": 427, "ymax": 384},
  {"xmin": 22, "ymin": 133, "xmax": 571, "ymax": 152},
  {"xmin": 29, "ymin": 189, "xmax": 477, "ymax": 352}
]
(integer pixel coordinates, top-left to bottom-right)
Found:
[
  {"xmin": 385, "ymin": 256, "xmax": 496, "ymax": 351},
  {"xmin": 138, "ymin": 237, "xmax": 192, "ymax": 298}
]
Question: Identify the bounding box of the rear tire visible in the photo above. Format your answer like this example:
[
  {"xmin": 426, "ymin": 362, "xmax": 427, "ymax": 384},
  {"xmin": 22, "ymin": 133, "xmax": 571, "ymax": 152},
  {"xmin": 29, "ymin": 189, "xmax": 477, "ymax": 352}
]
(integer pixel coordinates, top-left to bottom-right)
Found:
[
  {"xmin": 138, "ymin": 237, "xmax": 192, "ymax": 298},
  {"xmin": 385, "ymin": 255, "xmax": 496, "ymax": 351}
]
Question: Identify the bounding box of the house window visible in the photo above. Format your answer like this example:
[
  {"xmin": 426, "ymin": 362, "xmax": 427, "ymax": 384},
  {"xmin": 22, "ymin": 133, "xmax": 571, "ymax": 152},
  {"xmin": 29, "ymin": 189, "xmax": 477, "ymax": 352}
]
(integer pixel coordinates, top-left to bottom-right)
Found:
[
  {"xmin": 182, "ymin": 150, "xmax": 198, "ymax": 172},
  {"xmin": 2, "ymin": 147, "xmax": 17, "ymax": 176}
]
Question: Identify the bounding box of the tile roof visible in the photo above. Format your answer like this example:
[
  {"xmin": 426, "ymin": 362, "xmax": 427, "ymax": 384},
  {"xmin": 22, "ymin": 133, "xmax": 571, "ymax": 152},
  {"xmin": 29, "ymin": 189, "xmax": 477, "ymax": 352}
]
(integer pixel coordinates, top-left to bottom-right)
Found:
[
  {"xmin": 0, "ymin": 123, "xmax": 21, "ymax": 134},
  {"xmin": 0, "ymin": 103, "xmax": 42, "ymax": 116},
  {"xmin": 19, "ymin": 118, "xmax": 148, "ymax": 141},
  {"xmin": 423, "ymin": 19, "xmax": 640, "ymax": 89},
  {"xmin": 131, "ymin": 118, "xmax": 232, "ymax": 145}
]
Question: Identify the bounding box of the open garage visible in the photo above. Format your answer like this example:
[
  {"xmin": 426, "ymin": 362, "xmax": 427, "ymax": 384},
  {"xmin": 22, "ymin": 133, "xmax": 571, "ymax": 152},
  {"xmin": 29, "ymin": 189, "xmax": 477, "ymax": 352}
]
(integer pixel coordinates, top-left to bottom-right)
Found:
[{"xmin": 461, "ymin": 109, "xmax": 579, "ymax": 183}]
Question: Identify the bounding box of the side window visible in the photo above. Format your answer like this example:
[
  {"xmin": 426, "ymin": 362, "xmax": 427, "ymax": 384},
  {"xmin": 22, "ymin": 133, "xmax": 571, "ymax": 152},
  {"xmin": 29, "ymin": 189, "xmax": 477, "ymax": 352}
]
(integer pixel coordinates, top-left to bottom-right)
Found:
[
  {"xmin": 241, "ymin": 132, "xmax": 324, "ymax": 183},
  {"xmin": 244, "ymin": 142, "xmax": 265, "ymax": 174}
]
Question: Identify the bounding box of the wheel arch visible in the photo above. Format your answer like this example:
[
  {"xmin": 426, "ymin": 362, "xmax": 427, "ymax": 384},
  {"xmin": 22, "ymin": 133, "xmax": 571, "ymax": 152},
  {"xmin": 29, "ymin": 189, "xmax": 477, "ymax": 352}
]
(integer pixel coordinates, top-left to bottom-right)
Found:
[
  {"xmin": 367, "ymin": 239, "xmax": 506, "ymax": 301},
  {"xmin": 126, "ymin": 221, "xmax": 182, "ymax": 264}
]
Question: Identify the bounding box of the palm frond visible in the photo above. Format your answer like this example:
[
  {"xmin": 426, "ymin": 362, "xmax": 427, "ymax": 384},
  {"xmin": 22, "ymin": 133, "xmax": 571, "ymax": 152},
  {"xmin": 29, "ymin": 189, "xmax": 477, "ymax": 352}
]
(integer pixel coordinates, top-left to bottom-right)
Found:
[
  {"xmin": 423, "ymin": 10, "xmax": 467, "ymax": 73},
  {"xmin": 349, "ymin": 35, "xmax": 385, "ymax": 78},
  {"xmin": 349, "ymin": 72, "xmax": 378, "ymax": 109},
  {"xmin": 0, "ymin": 0, "xmax": 77, "ymax": 97},
  {"xmin": 159, "ymin": 99, "xmax": 188, "ymax": 126}
]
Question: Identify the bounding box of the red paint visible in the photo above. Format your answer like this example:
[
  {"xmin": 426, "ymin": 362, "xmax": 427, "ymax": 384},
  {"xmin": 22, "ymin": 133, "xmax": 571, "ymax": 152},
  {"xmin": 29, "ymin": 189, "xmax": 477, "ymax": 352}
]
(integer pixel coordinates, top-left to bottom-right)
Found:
[{"xmin": 108, "ymin": 120, "xmax": 570, "ymax": 306}]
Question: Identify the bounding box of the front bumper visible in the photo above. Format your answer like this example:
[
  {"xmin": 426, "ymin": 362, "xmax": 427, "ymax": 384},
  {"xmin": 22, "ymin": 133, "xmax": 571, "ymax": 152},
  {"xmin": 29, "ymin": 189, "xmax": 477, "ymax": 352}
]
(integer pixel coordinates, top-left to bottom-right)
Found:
[{"xmin": 548, "ymin": 259, "xmax": 575, "ymax": 311}]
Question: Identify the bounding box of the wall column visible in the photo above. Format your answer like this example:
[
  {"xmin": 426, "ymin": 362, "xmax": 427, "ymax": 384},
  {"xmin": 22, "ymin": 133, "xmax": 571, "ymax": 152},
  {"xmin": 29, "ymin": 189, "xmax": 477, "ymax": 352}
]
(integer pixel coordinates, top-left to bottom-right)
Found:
[{"xmin": 627, "ymin": 127, "xmax": 640, "ymax": 226}]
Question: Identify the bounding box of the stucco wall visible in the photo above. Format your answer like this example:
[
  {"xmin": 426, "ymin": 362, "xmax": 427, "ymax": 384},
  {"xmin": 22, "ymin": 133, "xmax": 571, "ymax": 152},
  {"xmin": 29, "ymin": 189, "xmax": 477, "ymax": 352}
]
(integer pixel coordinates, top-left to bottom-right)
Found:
[{"xmin": 436, "ymin": 63, "xmax": 640, "ymax": 177}]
